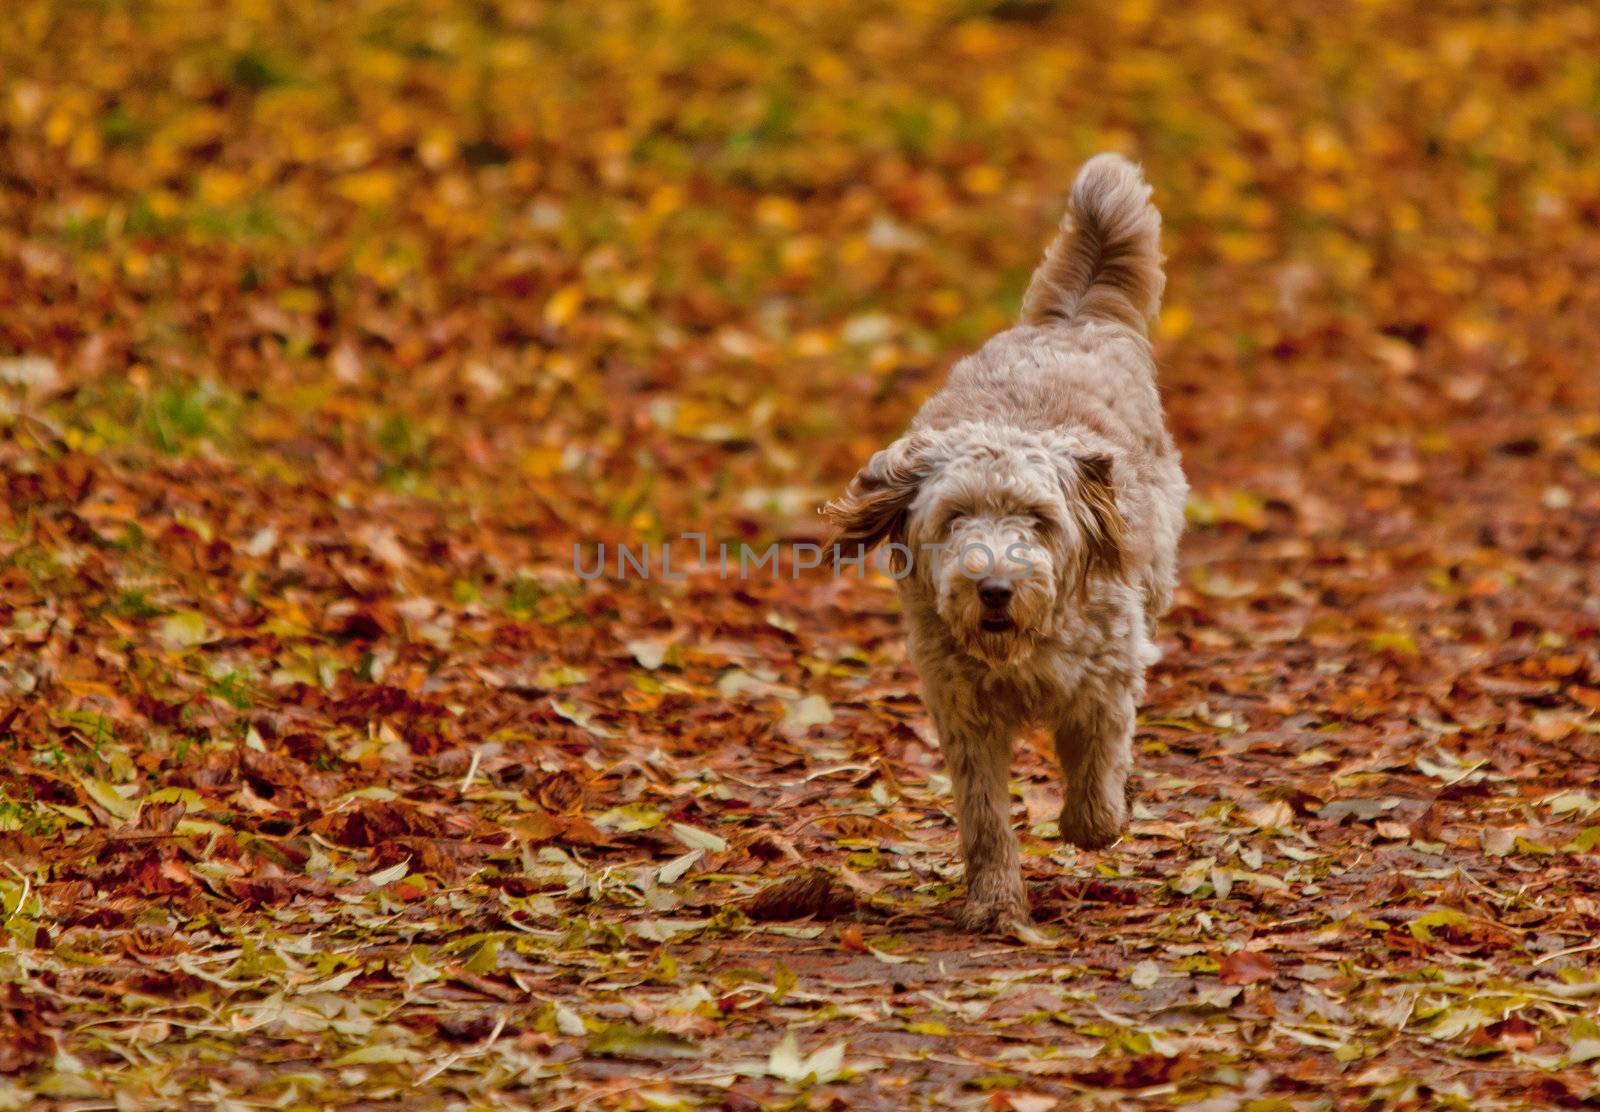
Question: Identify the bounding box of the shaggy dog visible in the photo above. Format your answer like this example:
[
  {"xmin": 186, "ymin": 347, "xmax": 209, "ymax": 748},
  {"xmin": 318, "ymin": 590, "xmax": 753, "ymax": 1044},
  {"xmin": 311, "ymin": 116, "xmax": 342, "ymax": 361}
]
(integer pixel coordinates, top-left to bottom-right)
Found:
[{"xmin": 824, "ymin": 154, "xmax": 1187, "ymax": 931}]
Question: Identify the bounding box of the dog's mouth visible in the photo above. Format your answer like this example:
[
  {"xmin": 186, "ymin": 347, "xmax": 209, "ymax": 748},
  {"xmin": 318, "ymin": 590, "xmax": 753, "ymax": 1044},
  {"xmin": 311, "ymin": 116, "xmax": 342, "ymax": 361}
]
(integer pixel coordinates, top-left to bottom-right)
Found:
[{"xmin": 979, "ymin": 613, "xmax": 1015, "ymax": 634}]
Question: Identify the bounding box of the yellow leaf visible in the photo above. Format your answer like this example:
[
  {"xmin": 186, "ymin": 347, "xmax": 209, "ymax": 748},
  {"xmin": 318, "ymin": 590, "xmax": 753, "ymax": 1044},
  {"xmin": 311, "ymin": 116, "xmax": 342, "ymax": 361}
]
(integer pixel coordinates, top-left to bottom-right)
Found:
[
  {"xmin": 197, "ymin": 168, "xmax": 248, "ymax": 207},
  {"xmin": 158, "ymin": 611, "xmax": 211, "ymax": 650},
  {"xmin": 960, "ymin": 164, "xmax": 1003, "ymax": 195},
  {"xmin": 77, "ymin": 777, "xmax": 139, "ymax": 822},
  {"xmin": 331, "ymin": 1044, "xmax": 421, "ymax": 1067},
  {"xmin": 1156, "ymin": 303, "xmax": 1192, "ymax": 340},
  {"xmin": 336, "ymin": 169, "xmax": 398, "ymax": 207},
  {"xmin": 756, "ymin": 196, "xmax": 800, "ymax": 230},
  {"xmin": 543, "ymin": 284, "xmax": 584, "ymax": 327},
  {"xmin": 520, "ymin": 445, "xmax": 565, "ymax": 478}
]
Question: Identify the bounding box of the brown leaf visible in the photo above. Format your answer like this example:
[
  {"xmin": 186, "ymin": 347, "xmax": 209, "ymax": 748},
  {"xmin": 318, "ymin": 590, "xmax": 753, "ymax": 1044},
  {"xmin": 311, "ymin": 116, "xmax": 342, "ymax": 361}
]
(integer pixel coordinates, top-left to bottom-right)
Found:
[
  {"xmin": 134, "ymin": 799, "xmax": 186, "ymax": 835},
  {"xmin": 0, "ymin": 983, "xmax": 55, "ymax": 1074}
]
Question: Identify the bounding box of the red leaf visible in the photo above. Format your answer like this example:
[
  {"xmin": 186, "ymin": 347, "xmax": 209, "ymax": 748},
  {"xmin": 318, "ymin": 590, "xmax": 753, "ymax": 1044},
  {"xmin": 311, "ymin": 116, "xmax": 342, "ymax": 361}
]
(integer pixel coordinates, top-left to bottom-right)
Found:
[{"xmin": 1218, "ymin": 951, "xmax": 1275, "ymax": 985}]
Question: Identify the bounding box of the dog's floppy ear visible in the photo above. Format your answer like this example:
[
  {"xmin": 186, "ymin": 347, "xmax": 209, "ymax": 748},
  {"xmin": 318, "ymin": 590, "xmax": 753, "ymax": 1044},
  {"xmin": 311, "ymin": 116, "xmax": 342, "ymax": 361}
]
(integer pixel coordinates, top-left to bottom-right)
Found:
[
  {"xmin": 1063, "ymin": 452, "xmax": 1128, "ymax": 588},
  {"xmin": 823, "ymin": 431, "xmax": 939, "ymax": 553}
]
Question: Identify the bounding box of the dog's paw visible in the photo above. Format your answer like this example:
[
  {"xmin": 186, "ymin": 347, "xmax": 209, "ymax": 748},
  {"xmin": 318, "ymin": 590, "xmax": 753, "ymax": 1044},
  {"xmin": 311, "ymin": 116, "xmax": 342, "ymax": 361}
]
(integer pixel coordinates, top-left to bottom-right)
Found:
[
  {"xmin": 955, "ymin": 894, "xmax": 1030, "ymax": 934},
  {"xmin": 1058, "ymin": 805, "xmax": 1125, "ymax": 850}
]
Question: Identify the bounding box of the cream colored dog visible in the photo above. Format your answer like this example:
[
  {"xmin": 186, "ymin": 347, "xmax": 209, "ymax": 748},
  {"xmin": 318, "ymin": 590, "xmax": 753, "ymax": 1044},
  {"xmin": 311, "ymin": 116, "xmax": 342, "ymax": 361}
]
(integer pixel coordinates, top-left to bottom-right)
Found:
[{"xmin": 825, "ymin": 154, "xmax": 1187, "ymax": 931}]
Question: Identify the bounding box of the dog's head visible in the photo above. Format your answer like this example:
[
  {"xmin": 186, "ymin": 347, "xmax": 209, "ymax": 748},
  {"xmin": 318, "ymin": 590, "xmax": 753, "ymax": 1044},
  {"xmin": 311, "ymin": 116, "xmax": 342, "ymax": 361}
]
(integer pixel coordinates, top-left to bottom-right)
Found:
[{"xmin": 824, "ymin": 424, "xmax": 1126, "ymax": 666}]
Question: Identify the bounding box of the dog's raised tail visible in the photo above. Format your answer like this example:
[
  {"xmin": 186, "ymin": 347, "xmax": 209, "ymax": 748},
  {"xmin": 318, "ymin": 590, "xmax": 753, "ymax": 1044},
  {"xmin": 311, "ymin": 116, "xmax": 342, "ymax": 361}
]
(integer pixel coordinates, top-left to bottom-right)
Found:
[{"xmin": 1020, "ymin": 153, "xmax": 1163, "ymax": 334}]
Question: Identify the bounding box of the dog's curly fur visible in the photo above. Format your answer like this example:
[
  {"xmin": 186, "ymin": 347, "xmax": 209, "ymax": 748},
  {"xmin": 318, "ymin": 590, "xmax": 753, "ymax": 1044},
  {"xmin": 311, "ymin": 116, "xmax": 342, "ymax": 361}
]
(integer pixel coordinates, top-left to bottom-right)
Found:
[{"xmin": 825, "ymin": 154, "xmax": 1187, "ymax": 931}]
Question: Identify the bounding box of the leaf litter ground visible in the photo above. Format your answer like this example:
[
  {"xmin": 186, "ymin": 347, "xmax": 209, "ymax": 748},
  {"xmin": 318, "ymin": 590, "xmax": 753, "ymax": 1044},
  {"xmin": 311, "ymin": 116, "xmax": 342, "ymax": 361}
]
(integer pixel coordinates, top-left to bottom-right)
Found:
[{"xmin": 3, "ymin": 1, "xmax": 1600, "ymax": 1109}]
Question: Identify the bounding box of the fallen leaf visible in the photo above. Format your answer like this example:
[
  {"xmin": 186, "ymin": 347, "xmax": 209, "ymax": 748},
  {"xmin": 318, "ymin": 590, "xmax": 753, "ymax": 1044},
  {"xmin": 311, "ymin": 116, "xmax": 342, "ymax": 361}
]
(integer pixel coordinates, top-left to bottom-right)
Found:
[{"xmin": 1218, "ymin": 952, "xmax": 1275, "ymax": 986}]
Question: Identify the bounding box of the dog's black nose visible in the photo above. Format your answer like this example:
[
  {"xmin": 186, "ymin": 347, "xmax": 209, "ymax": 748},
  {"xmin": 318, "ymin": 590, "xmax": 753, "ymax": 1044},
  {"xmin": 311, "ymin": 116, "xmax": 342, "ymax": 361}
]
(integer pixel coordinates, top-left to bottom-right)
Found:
[{"xmin": 978, "ymin": 577, "xmax": 1013, "ymax": 609}]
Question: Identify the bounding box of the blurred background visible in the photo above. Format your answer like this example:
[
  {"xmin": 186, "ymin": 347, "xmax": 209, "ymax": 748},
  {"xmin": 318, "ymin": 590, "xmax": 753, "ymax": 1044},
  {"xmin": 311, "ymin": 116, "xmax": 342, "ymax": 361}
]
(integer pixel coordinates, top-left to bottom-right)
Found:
[{"xmin": 6, "ymin": 0, "xmax": 1598, "ymax": 559}]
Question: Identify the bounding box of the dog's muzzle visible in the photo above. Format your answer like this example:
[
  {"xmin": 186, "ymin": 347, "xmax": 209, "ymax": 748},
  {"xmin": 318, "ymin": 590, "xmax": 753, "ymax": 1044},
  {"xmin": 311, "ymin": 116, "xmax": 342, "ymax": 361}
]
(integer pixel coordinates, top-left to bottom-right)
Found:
[{"xmin": 977, "ymin": 576, "xmax": 1015, "ymax": 632}]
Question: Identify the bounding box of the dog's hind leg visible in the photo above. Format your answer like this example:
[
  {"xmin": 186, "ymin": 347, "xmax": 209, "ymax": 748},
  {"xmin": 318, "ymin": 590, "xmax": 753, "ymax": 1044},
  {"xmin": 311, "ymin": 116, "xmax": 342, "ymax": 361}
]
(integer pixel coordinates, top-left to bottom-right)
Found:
[
  {"xmin": 921, "ymin": 673, "xmax": 1029, "ymax": 932},
  {"xmin": 1053, "ymin": 682, "xmax": 1136, "ymax": 850}
]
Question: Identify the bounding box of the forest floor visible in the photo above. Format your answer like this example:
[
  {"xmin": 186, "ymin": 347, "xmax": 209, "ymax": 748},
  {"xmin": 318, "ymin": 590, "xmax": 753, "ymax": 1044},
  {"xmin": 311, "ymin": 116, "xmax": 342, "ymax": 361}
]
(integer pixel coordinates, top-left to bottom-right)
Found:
[{"xmin": 3, "ymin": 1, "xmax": 1600, "ymax": 1109}]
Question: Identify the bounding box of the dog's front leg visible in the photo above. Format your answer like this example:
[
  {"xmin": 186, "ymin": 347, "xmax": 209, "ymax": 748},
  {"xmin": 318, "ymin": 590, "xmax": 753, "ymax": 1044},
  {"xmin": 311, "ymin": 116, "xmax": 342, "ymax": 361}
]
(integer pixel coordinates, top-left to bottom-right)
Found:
[
  {"xmin": 1053, "ymin": 682, "xmax": 1135, "ymax": 850},
  {"xmin": 923, "ymin": 677, "xmax": 1027, "ymax": 931}
]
